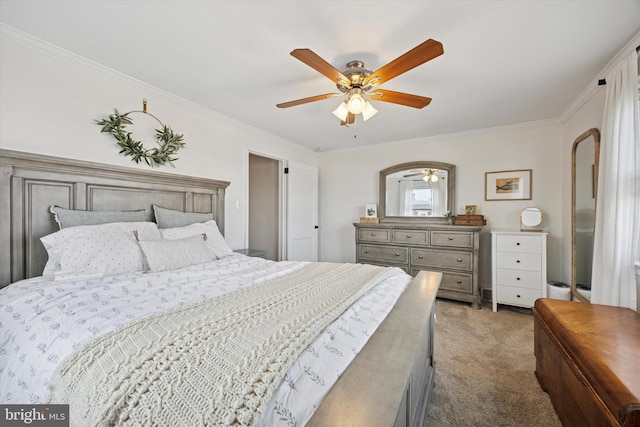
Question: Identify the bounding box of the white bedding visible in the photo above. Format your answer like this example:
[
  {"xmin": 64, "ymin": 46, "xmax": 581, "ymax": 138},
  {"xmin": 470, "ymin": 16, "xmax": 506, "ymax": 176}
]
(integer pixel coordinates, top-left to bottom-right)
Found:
[{"xmin": 0, "ymin": 254, "xmax": 410, "ymax": 426}]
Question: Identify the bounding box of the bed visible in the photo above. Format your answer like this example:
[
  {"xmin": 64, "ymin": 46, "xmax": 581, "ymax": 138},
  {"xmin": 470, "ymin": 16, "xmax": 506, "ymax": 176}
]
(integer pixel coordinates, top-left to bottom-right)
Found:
[{"xmin": 0, "ymin": 149, "xmax": 441, "ymax": 427}]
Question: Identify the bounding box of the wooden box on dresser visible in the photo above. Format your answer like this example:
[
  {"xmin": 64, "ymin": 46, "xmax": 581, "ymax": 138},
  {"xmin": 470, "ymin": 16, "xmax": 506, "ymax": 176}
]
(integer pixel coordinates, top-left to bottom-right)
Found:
[
  {"xmin": 354, "ymin": 222, "xmax": 482, "ymax": 309},
  {"xmin": 491, "ymin": 231, "xmax": 548, "ymax": 312}
]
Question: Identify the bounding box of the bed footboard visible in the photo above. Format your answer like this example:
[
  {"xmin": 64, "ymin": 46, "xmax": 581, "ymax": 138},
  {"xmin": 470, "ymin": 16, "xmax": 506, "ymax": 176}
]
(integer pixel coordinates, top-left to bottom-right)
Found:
[{"xmin": 307, "ymin": 270, "xmax": 441, "ymax": 427}]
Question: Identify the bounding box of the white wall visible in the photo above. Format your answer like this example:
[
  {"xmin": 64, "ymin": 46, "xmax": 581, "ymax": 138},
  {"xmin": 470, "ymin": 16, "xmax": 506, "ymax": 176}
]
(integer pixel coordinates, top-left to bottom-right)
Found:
[
  {"xmin": 317, "ymin": 123, "xmax": 563, "ymax": 291},
  {"xmin": 0, "ymin": 36, "xmax": 317, "ymax": 250},
  {"xmin": 0, "ymin": 30, "xmax": 626, "ymax": 299}
]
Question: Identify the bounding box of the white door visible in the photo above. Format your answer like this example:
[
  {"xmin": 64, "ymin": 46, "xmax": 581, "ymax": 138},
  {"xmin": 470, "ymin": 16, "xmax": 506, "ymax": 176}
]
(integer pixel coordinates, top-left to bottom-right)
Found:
[{"xmin": 286, "ymin": 161, "xmax": 318, "ymax": 261}]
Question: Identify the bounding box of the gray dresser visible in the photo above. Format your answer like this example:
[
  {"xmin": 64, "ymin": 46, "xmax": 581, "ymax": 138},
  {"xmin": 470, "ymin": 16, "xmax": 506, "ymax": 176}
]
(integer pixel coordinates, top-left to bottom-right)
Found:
[{"xmin": 354, "ymin": 222, "xmax": 483, "ymax": 309}]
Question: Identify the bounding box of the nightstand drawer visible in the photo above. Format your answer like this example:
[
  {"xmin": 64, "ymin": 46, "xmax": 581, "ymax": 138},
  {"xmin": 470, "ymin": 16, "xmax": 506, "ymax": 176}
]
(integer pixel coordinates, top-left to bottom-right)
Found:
[
  {"xmin": 392, "ymin": 229, "xmax": 428, "ymax": 245},
  {"xmin": 496, "ymin": 234, "xmax": 542, "ymax": 254},
  {"xmin": 359, "ymin": 245, "xmax": 408, "ymax": 264},
  {"xmin": 496, "ymin": 285, "xmax": 540, "ymax": 307},
  {"xmin": 496, "ymin": 269, "xmax": 541, "ymax": 290},
  {"xmin": 431, "ymin": 231, "xmax": 474, "ymax": 248},
  {"xmin": 358, "ymin": 228, "xmax": 390, "ymax": 242},
  {"xmin": 411, "ymin": 248, "xmax": 473, "ymax": 271},
  {"xmin": 496, "ymin": 252, "xmax": 541, "ymax": 271}
]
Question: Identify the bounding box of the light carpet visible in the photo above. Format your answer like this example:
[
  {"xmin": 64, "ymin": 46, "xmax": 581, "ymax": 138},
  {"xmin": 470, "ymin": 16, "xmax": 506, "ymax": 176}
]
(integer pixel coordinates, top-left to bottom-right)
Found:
[{"xmin": 425, "ymin": 299, "xmax": 561, "ymax": 427}]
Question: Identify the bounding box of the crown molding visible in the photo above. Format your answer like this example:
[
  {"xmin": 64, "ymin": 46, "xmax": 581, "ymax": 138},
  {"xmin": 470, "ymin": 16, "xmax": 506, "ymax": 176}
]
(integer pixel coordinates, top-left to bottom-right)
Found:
[
  {"xmin": 323, "ymin": 118, "xmax": 561, "ymax": 155},
  {"xmin": 0, "ymin": 24, "xmax": 315, "ymax": 155},
  {"xmin": 559, "ymin": 30, "xmax": 640, "ymax": 123}
]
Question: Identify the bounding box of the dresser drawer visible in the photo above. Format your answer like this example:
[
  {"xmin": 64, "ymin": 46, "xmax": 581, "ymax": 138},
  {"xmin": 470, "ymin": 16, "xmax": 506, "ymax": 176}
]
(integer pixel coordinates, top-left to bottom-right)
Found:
[
  {"xmin": 496, "ymin": 234, "xmax": 542, "ymax": 254},
  {"xmin": 359, "ymin": 244, "xmax": 408, "ymax": 264},
  {"xmin": 410, "ymin": 269, "xmax": 473, "ymax": 293},
  {"xmin": 392, "ymin": 229, "xmax": 428, "ymax": 245},
  {"xmin": 430, "ymin": 231, "xmax": 474, "ymax": 248},
  {"xmin": 496, "ymin": 252, "xmax": 541, "ymax": 271},
  {"xmin": 496, "ymin": 285, "xmax": 540, "ymax": 307},
  {"xmin": 358, "ymin": 228, "xmax": 390, "ymax": 243},
  {"xmin": 441, "ymin": 271, "xmax": 473, "ymax": 293},
  {"xmin": 411, "ymin": 248, "xmax": 473, "ymax": 271},
  {"xmin": 496, "ymin": 269, "xmax": 541, "ymax": 290}
]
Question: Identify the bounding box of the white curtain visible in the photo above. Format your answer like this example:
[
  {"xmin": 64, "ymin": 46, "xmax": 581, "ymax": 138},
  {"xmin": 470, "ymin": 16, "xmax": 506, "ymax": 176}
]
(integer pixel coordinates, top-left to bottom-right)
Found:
[
  {"xmin": 591, "ymin": 50, "xmax": 639, "ymax": 308},
  {"xmin": 431, "ymin": 179, "xmax": 446, "ymax": 215},
  {"xmin": 399, "ymin": 180, "xmax": 413, "ymax": 216}
]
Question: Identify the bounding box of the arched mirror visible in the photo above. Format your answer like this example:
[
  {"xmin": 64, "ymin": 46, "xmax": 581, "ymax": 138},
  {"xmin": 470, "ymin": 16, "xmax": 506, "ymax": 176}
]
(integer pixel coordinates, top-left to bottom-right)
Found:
[
  {"xmin": 379, "ymin": 161, "xmax": 456, "ymax": 222},
  {"xmin": 571, "ymin": 128, "xmax": 600, "ymax": 302}
]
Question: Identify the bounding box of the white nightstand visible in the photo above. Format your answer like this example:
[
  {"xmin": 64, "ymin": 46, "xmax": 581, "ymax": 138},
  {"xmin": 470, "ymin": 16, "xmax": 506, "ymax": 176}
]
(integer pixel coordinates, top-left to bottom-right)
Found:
[{"xmin": 491, "ymin": 231, "xmax": 547, "ymax": 312}]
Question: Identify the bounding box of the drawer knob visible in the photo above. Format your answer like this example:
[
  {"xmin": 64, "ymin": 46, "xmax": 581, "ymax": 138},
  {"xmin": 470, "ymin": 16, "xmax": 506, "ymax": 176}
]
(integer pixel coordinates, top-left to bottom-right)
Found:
[
  {"xmin": 448, "ymin": 237, "xmax": 454, "ymax": 240},
  {"xmin": 457, "ymin": 280, "xmax": 463, "ymax": 284},
  {"xmin": 419, "ymin": 255, "xmax": 424, "ymax": 259},
  {"xmin": 395, "ymin": 253, "xmax": 400, "ymax": 257},
  {"xmin": 406, "ymin": 234, "xmax": 412, "ymax": 238},
  {"xmin": 457, "ymin": 258, "xmax": 463, "ymax": 262},
  {"xmin": 371, "ymin": 233, "xmax": 376, "ymax": 236},
  {"xmin": 364, "ymin": 250, "xmax": 369, "ymax": 254}
]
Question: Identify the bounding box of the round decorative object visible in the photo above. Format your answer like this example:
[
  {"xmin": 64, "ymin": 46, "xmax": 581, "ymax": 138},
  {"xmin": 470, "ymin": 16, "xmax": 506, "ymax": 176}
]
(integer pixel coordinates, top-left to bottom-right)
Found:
[
  {"xmin": 521, "ymin": 207, "xmax": 543, "ymax": 231},
  {"xmin": 96, "ymin": 108, "xmax": 185, "ymax": 167}
]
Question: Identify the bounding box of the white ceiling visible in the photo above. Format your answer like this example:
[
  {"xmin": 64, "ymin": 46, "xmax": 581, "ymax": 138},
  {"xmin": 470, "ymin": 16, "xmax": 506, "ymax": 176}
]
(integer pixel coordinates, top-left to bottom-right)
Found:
[{"xmin": 1, "ymin": 1, "xmax": 639, "ymax": 152}]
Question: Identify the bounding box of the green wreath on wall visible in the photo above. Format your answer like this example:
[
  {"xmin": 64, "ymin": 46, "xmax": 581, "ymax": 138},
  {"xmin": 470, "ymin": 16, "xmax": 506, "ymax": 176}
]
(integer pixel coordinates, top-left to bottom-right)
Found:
[{"xmin": 96, "ymin": 104, "xmax": 185, "ymax": 168}]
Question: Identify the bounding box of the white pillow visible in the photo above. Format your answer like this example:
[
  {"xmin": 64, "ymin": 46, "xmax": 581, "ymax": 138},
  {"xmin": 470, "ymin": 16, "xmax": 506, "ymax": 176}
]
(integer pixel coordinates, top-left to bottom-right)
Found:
[
  {"xmin": 138, "ymin": 234, "xmax": 213, "ymax": 273},
  {"xmin": 152, "ymin": 205, "xmax": 214, "ymax": 229},
  {"xmin": 159, "ymin": 220, "xmax": 234, "ymax": 259},
  {"xmin": 50, "ymin": 205, "xmax": 148, "ymax": 229},
  {"xmin": 41, "ymin": 222, "xmax": 161, "ymax": 281}
]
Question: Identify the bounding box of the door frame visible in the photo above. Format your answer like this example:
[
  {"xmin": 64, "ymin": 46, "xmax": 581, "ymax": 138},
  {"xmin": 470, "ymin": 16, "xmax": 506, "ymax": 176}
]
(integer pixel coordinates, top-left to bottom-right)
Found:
[{"xmin": 247, "ymin": 150, "xmax": 286, "ymax": 260}]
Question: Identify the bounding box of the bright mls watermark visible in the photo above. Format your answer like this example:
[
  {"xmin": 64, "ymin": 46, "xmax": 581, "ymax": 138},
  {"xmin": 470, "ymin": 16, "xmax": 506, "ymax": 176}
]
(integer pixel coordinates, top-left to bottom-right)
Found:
[{"xmin": 1, "ymin": 405, "xmax": 69, "ymax": 426}]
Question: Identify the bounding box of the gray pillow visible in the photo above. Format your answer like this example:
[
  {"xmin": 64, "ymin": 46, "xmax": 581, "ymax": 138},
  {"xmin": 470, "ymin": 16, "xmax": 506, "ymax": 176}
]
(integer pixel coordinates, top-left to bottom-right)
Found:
[
  {"xmin": 50, "ymin": 206, "xmax": 148, "ymax": 229},
  {"xmin": 153, "ymin": 204, "xmax": 214, "ymax": 229}
]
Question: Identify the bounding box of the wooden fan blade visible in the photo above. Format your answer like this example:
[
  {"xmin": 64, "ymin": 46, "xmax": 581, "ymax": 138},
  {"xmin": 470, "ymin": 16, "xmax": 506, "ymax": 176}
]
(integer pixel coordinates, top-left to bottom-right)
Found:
[
  {"xmin": 403, "ymin": 172, "xmax": 426, "ymax": 177},
  {"xmin": 291, "ymin": 49, "xmax": 350, "ymax": 86},
  {"xmin": 341, "ymin": 112, "xmax": 355, "ymax": 126},
  {"xmin": 369, "ymin": 89, "xmax": 432, "ymax": 108},
  {"xmin": 365, "ymin": 39, "xmax": 443, "ymax": 87},
  {"xmin": 277, "ymin": 93, "xmax": 340, "ymax": 108}
]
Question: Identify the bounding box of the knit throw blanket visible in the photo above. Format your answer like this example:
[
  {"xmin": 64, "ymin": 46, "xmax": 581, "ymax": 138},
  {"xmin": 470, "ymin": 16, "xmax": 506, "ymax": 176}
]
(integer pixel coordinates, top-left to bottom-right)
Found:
[{"xmin": 48, "ymin": 262, "xmax": 398, "ymax": 427}]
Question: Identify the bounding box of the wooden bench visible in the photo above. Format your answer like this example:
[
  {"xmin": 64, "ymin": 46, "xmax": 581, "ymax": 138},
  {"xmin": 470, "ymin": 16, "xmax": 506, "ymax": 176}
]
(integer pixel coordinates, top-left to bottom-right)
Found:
[{"xmin": 533, "ymin": 298, "xmax": 640, "ymax": 426}]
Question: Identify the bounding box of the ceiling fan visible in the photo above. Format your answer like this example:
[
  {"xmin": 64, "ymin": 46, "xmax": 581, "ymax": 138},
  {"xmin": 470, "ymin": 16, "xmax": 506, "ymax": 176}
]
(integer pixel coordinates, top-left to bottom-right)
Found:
[
  {"xmin": 404, "ymin": 168, "xmax": 443, "ymax": 183},
  {"xmin": 276, "ymin": 39, "xmax": 444, "ymax": 126}
]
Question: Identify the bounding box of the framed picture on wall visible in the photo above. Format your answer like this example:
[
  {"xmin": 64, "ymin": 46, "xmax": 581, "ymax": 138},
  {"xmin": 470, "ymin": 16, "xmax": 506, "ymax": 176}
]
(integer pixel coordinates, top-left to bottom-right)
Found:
[{"xmin": 485, "ymin": 169, "xmax": 532, "ymax": 201}]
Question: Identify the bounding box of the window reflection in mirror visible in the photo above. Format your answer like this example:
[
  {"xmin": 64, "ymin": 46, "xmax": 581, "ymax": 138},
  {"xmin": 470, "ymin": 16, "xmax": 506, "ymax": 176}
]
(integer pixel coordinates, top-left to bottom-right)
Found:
[
  {"xmin": 385, "ymin": 169, "xmax": 449, "ymax": 217},
  {"xmin": 379, "ymin": 161, "xmax": 455, "ymax": 222}
]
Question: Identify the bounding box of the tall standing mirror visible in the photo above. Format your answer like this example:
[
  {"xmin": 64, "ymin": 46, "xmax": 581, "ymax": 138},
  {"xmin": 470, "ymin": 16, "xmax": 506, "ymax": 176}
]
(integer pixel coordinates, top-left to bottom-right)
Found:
[
  {"xmin": 379, "ymin": 161, "xmax": 456, "ymax": 222},
  {"xmin": 571, "ymin": 128, "xmax": 600, "ymax": 302}
]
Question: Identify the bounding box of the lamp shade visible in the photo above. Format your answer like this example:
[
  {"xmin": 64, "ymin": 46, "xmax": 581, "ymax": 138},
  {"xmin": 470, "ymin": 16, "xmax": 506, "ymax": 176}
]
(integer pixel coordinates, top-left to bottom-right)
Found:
[
  {"xmin": 332, "ymin": 102, "xmax": 349, "ymax": 121},
  {"xmin": 361, "ymin": 101, "xmax": 378, "ymax": 121}
]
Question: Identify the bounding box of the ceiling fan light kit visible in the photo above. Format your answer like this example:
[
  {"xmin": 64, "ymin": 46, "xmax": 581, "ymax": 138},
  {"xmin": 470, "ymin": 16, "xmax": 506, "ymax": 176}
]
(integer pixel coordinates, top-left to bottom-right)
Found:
[
  {"xmin": 277, "ymin": 39, "xmax": 444, "ymax": 126},
  {"xmin": 423, "ymin": 174, "xmax": 438, "ymax": 183}
]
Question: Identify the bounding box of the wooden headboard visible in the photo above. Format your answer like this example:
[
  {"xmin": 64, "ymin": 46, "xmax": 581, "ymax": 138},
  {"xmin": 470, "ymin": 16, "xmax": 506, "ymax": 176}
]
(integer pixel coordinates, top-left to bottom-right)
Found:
[{"xmin": 0, "ymin": 149, "xmax": 230, "ymax": 288}]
